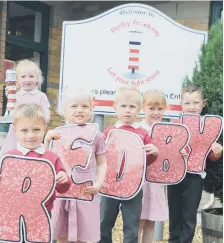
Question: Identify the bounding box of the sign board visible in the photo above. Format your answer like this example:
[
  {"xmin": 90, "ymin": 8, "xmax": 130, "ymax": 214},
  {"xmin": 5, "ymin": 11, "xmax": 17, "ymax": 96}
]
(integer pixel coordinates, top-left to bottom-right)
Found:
[{"xmin": 59, "ymin": 3, "xmax": 207, "ymax": 118}]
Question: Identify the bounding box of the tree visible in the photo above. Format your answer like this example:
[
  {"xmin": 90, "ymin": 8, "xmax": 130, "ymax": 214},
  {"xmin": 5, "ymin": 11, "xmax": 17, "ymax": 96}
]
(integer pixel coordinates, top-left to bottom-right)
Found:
[{"xmin": 184, "ymin": 20, "xmax": 223, "ymax": 203}]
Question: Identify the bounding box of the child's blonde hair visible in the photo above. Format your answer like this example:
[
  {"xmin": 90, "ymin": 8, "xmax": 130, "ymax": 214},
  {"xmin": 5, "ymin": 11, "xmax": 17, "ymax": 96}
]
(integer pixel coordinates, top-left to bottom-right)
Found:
[
  {"xmin": 142, "ymin": 90, "xmax": 167, "ymax": 107},
  {"xmin": 12, "ymin": 104, "xmax": 46, "ymax": 125},
  {"xmin": 114, "ymin": 87, "xmax": 141, "ymax": 105},
  {"xmin": 16, "ymin": 59, "xmax": 43, "ymax": 89},
  {"xmin": 57, "ymin": 89, "xmax": 93, "ymax": 121}
]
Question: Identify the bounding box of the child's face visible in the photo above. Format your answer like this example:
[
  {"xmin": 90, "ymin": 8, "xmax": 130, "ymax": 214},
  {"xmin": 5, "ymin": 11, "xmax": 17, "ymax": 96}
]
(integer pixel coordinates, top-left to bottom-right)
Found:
[
  {"xmin": 14, "ymin": 118, "xmax": 46, "ymax": 150},
  {"xmin": 17, "ymin": 67, "xmax": 38, "ymax": 91},
  {"xmin": 181, "ymin": 91, "xmax": 206, "ymax": 115},
  {"xmin": 143, "ymin": 104, "xmax": 166, "ymax": 125},
  {"xmin": 64, "ymin": 98, "xmax": 91, "ymax": 124},
  {"xmin": 114, "ymin": 96, "xmax": 140, "ymax": 125}
]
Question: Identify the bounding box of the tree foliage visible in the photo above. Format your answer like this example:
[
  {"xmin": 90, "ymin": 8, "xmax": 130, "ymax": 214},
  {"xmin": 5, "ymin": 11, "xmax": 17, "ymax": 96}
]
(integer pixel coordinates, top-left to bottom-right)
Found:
[{"xmin": 184, "ymin": 20, "xmax": 223, "ymax": 203}]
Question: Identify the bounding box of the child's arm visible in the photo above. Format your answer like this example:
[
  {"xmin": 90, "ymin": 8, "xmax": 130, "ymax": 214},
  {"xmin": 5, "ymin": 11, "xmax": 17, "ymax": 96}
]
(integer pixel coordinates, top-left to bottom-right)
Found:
[
  {"xmin": 208, "ymin": 142, "xmax": 223, "ymax": 161},
  {"xmin": 40, "ymin": 93, "xmax": 51, "ymax": 124},
  {"xmin": 85, "ymin": 153, "xmax": 107, "ymax": 195},
  {"xmin": 44, "ymin": 130, "xmax": 61, "ymax": 149},
  {"xmin": 85, "ymin": 131, "xmax": 107, "ymax": 195},
  {"xmin": 143, "ymin": 134, "xmax": 159, "ymax": 165},
  {"xmin": 44, "ymin": 108, "xmax": 51, "ymax": 124},
  {"xmin": 55, "ymin": 157, "xmax": 71, "ymax": 193}
]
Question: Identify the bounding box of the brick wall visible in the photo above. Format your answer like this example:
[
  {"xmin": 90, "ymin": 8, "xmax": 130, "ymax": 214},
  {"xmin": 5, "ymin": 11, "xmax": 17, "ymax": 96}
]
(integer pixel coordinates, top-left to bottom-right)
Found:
[
  {"xmin": 149, "ymin": 1, "xmax": 210, "ymax": 30},
  {"xmin": 47, "ymin": 23, "xmax": 63, "ymax": 130},
  {"xmin": 68, "ymin": 1, "xmax": 210, "ymax": 30},
  {"xmin": 46, "ymin": 2, "xmax": 81, "ymax": 129}
]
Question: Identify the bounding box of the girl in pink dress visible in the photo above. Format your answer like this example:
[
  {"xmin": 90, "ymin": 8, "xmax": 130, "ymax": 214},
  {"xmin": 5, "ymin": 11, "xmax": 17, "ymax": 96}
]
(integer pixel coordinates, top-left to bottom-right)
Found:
[
  {"xmin": 44, "ymin": 89, "xmax": 107, "ymax": 243},
  {"xmin": 0, "ymin": 59, "xmax": 50, "ymax": 156},
  {"xmin": 138, "ymin": 90, "xmax": 168, "ymax": 243}
]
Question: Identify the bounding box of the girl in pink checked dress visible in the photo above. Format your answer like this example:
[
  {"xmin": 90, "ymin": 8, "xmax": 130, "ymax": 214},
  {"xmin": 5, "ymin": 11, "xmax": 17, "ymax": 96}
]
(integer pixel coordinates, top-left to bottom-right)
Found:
[
  {"xmin": 44, "ymin": 89, "xmax": 107, "ymax": 243},
  {"xmin": 138, "ymin": 90, "xmax": 168, "ymax": 243},
  {"xmin": 0, "ymin": 59, "xmax": 50, "ymax": 156}
]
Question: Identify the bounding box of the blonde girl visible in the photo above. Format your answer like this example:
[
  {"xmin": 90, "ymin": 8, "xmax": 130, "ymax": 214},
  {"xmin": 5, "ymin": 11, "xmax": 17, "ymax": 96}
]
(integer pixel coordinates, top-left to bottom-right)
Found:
[
  {"xmin": 0, "ymin": 59, "xmax": 50, "ymax": 156},
  {"xmin": 15, "ymin": 59, "xmax": 50, "ymax": 122},
  {"xmin": 45, "ymin": 89, "xmax": 107, "ymax": 243},
  {"xmin": 138, "ymin": 90, "xmax": 167, "ymax": 243}
]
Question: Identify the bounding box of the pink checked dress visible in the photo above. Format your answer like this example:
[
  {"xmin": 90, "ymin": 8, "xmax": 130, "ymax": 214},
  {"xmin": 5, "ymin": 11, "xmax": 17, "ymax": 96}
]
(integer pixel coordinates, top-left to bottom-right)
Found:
[
  {"xmin": 0, "ymin": 89, "xmax": 50, "ymax": 156},
  {"xmin": 51, "ymin": 131, "xmax": 106, "ymax": 242},
  {"xmin": 140, "ymin": 122, "xmax": 167, "ymax": 221}
]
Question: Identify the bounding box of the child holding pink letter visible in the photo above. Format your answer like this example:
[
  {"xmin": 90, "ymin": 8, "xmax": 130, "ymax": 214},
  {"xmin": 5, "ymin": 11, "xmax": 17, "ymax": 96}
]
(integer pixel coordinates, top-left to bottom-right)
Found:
[
  {"xmin": 45, "ymin": 89, "xmax": 107, "ymax": 243},
  {"xmin": 100, "ymin": 87, "xmax": 159, "ymax": 243},
  {"xmin": 168, "ymin": 84, "xmax": 223, "ymax": 243},
  {"xmin": 5, "ymin": 104, "xmax": 70, "ymax": 243},
  {"xmin": 138, "ymin": 90, "xmax": 167, "ymax": 243}
]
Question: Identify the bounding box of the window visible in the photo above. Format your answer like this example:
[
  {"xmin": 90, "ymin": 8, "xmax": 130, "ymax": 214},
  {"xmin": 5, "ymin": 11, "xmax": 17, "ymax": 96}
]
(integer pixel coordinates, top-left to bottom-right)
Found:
[
  {"xmin": 210, "ymin": 1, "xmax": 223, "ymax": 25},
  {"xmin": 3, "ymin": 1, "xmax": 50, "ymax": 115},
  {"xmin": 7, "ymin": 2, "xmax": 42, "ymax": 43},
  {"xmin": 6, "ymin": 44, "xmax": 40, "ymax": 64},
  {"xmin": 5, "ymin": 1, "xmax": 50, "ymax": 92}
]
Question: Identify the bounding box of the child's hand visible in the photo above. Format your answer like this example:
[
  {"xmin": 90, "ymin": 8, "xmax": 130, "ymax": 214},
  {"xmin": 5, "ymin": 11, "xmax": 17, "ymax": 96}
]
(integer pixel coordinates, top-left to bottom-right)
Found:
[
  {"xmin": 143, "ymin": 144, "xmax": 159, "ymax": 156},
  {"xmin": 211, "ymin": 142, "xmax": 223, "ymax": 159},
  {"xmin": 180, "ymin": 148, "xmax": 188, "ymax": 158},
  {"xmin": 56, "ymin": 171, "xmax": 69, "ymax": 184},
  {"xmin": 45, "ymin": 130, "xmax": 61, "ymax": 142},
  {"xmin": 85, "ymin": 181, "xmax": 102, "ymax": 195}
]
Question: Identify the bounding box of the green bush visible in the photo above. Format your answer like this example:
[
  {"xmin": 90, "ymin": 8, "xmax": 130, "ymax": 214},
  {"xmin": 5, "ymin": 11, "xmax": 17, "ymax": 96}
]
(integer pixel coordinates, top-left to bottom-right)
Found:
[{"xmin": 184, "ymin": 20, "xmax": 223, "ymax": 203}]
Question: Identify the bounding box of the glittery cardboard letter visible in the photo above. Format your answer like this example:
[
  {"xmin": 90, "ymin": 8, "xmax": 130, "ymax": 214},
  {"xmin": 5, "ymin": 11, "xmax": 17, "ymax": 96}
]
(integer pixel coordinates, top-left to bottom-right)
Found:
[
  {"xmin": 182, "ymin": 114, "xmax": 223, "ymax": 173},
  {"xmin": 100, "ymin": 129, "xmax": 145, "ymax": 199},
  {"xmin": 0, "ymin": 155, "xmax": 55, "ymax": 243},
  {"xmin": 146, "ymin": 122, "xmax": 189, "ymax": 184},
  {"xmin": 50, "ymin": 124, "xmax": 98, "ymax": 201}
]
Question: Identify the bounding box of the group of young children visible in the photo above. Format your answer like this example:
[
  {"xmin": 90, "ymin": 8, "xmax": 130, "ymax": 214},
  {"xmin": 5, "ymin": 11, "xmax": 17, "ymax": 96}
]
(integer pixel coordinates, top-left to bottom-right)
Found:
[{"xmin": 0, "ymin": 59, "xmax": 222, "ymax": 243}]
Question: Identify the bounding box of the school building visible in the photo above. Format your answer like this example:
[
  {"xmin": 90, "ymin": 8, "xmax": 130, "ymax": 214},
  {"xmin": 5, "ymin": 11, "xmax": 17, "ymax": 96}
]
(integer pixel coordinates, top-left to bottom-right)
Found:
[{"xmin": 0, "ymin": 1, "xmax": 222, "ymax": 129}]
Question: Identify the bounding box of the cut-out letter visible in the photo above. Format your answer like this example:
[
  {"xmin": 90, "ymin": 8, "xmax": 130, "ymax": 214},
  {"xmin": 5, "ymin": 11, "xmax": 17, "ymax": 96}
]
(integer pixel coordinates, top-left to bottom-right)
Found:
[
  {"xmin": 100, "ymin": 129, "xmax": 145, "ymax": 199},
  {"xmin": 146, "ymin": 122, "xmax": 189, "ymax": 184},
  {"xmin": 182, "ymin": 114, "xmax": 223, "ymax": 173},
  {"xmin": 0, "ymin": 155, "xmax": 55, "ymax": 243},
  {"xmin": 50, "ymin": 123, "xmax": 98, "ymax": 201}
]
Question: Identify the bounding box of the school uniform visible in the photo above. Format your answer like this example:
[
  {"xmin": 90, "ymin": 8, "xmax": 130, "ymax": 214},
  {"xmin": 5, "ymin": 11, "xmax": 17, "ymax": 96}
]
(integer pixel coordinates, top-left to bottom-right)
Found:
[
  {"xmin": 168, "ymin": 120, "xmax": 220, "ymax": 243},
  {"xmin": 0, "ymin": 88, "xmax": 50, "ymax": 157},
  {"xmin": 140, "ymin": 122, "xmax": 167, "ymax": 222},
  {"xmin": 100, "ymin": 122, "xmax": 157, "ymax": 243},
  {"xmin": 6, "ymin": 143, "xmax": 70, "ymax": 243},
  {"xmin": 51, "ymin": 131, "xmax": 106, "ymax": 242}
]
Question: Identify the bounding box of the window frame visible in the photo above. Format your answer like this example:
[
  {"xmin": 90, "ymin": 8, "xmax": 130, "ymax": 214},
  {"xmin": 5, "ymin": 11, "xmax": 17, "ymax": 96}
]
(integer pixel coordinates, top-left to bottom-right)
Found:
[
  {"xmin": 209, "ymin": 1, "xmax": 223, "ymax": 26},
  {"xmin": 6, "ymin": 1, "xmax": 50, "ymax": 93}
]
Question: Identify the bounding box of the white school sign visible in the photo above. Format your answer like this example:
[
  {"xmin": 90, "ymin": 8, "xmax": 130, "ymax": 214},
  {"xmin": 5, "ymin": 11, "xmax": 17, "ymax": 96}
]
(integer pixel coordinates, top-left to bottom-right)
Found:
[{"xmin": 59, "ymin": 3, "xmax": 207, "ymax": 118}]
